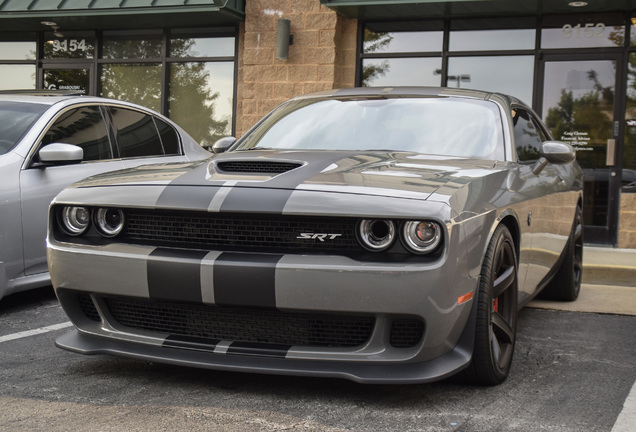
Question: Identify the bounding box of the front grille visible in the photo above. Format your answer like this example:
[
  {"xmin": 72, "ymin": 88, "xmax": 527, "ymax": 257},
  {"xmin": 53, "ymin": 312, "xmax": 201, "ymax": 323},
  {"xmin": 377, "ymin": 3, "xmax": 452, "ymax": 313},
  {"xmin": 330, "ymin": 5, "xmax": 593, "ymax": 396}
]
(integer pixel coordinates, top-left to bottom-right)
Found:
[
  {"xmin": 103, "ymin": 296, "xmax": 376, "ymax": 348},
  {"xmin": 124, "ymin": 210, "xmax": 360, "ymax": 252},
  {"xmin": 216, "ymin": 161, "xmax": 302, "ymax": 174}
]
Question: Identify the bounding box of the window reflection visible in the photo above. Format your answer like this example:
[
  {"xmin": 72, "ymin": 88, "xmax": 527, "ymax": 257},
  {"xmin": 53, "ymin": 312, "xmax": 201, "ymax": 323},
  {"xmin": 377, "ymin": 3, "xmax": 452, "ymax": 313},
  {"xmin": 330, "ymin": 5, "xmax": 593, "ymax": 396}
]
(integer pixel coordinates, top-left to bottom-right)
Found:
[
  {"xmin": 170, "ymin": 37, "xmax": 235, "ymax": 58},
  {"xmin": 103, "ymin": 33, "xmax": 162, "ymax": 59},
  {"xmin": 101, "ymin": 63, "xmax": 161, "ymax": 112},
  {"xmin": 0, "ymin": 41, "xmax": 36, "ymax": 60},
  {"xmin": 169, "ymin": 62, "xmax": 234, "ymax": 148},
  {"xmin": 450, "ymin": 29, "xmax": 535, "ymax": 51},
  {"xmin": 448, "ymin": 56, "xmax": 534, "ymax": 104},
  {"xmin": 0, "ymin": 65, "xmax": 36, "ymax": 90},
  {"xmin": 362, "ymin": 58, "xmax": 442, "ymax": 87},
  {"xmin": 42, "ymin": 107, "xmax": 111, "ymax": 161},
  {"xmin": 363, "ymin": 29, "xmax": 442, "ymax": 54}
]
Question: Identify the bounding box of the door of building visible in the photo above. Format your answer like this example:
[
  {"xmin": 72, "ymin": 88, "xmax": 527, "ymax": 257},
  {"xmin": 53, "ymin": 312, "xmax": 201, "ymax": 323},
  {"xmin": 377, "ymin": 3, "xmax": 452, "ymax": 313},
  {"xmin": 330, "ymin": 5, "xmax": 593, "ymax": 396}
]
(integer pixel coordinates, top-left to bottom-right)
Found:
[
  {"xmin": 538, "ymin": 53, "xmax": 623, "ymax": 245},
  {"xmin": 42, "ymin": 63, "xmax": 94, "ymax": 95}
]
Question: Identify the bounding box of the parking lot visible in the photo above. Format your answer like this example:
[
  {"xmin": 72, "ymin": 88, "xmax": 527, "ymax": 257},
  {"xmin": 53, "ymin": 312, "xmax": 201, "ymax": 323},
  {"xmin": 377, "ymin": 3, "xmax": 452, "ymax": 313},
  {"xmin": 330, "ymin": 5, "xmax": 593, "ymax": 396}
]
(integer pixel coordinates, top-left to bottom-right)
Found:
[{"xmin": 1, "ymin": 286, "xmax": 634, "ymax": 432}]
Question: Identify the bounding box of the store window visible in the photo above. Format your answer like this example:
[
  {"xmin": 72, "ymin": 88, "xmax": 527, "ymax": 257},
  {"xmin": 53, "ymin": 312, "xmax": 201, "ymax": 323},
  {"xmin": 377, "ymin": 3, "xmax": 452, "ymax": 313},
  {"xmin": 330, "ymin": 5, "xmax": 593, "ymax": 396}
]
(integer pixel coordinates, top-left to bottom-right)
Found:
[
  {"xmin": 101, "ymin": 63, "xmax": 162, "ymax": 112},
  {"xmin": 168, "ymin": 32, "xmax": 235, "ymax": 148},
  {"xmin": 103, "ymin": 31, "xmax": 162, "ymax": 59},
  {"xmin": 0, "ymin": 40, "xmax": 36, "ymax": 90},
  {"xmin": 541, "ymin": 13, "xmax": 625, "ymax": 49},
  {"xmin": 361, "ymin": 21, "xmax": 442, "ymax": 87},
  {"xmin": 448, "ymin": 56, "xmax": 534, "ymax": 104},
  {"xmin": 44, "ymin": 31, "xmax": 95, "ymax": 59},
  {"xmin": 623, "ymin": 52, "xmax": 636, "ymax": 192}
]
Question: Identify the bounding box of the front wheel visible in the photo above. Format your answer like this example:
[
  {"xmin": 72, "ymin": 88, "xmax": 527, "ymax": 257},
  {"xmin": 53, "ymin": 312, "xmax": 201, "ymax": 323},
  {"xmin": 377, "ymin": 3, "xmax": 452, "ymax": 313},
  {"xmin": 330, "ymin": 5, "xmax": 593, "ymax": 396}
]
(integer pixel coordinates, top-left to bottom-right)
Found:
[
  {"xmin": 461, "ymin": 224, "xmax": 518, "ymax": 386},
  {"xmin": 541, "ymin": 206, "xmax": 583, "ymax": 301}
]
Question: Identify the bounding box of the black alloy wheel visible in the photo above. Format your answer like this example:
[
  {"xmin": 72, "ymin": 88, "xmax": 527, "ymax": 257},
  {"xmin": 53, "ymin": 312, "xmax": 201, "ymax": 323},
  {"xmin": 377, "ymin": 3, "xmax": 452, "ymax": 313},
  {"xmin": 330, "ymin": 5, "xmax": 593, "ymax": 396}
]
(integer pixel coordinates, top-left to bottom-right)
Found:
[{"xmin": 461, "ymin": 224, "xmax": 518, "ymax": 386}]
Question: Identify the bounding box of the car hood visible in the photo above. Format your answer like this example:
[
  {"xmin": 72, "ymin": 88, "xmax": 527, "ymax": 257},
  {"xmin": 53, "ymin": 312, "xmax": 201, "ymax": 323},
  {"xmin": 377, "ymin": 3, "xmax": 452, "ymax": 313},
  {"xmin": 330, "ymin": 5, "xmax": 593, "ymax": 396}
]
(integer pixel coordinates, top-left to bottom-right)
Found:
[{"xmin": 74, "ymin": 150, "xmax": 502, "ymax": 201}]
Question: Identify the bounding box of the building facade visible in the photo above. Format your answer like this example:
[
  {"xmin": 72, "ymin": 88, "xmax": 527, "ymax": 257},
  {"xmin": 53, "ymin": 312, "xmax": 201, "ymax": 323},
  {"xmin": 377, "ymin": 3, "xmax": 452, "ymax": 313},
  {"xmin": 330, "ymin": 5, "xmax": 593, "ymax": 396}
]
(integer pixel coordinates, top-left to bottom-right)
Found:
[{"xmin": 1, "ymin": 0, "xmax": 635, "ymax": 248}]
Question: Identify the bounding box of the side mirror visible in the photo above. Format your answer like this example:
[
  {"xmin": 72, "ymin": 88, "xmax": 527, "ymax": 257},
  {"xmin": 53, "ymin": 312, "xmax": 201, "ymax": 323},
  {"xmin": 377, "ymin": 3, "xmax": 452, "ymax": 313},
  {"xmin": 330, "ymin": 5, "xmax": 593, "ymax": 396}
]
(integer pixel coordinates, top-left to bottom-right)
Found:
[
  {"xmin": 38, "ymin": 143, "xmax": 84, "ymax": 165},
  {"xmin": 532, "ymin": 141, "xmax": 575, "ymax": 175},
  {"xmin": 212, "ymin": 136, "xmax": 236, "ymax": 154}
]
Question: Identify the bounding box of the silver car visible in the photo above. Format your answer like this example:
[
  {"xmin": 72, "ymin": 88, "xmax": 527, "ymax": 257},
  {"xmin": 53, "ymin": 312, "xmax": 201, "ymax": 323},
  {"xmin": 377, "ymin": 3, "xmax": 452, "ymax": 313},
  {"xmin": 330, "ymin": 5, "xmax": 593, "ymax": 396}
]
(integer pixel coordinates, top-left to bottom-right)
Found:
[
  {"xmin": 0, "ymin": 93, "xmax": 210, "ymax": 301},
  {"xmin": 48, "ymin": 88, "xmax": 583, "ymax": 385}
]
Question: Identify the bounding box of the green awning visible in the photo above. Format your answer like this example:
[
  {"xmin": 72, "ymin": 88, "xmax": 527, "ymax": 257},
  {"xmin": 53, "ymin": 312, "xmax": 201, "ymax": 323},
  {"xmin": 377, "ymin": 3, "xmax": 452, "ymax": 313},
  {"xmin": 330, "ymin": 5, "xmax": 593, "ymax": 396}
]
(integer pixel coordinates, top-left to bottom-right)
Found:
[
  {"xmin": 321, "ymin": 0, "xmax": 636, "ymax": 20},
  {"xmin": 0, "ymin": 0, "xmax": 244, "ymax": 32}
]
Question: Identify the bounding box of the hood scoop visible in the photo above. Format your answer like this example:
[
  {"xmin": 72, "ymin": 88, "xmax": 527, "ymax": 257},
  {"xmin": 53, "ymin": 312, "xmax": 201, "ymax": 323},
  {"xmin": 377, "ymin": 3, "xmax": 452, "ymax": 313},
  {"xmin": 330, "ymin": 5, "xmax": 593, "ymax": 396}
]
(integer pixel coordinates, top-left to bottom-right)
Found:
[{"xmin": 216, "ymin": 160, "xmax": 303, "ymax": 174}]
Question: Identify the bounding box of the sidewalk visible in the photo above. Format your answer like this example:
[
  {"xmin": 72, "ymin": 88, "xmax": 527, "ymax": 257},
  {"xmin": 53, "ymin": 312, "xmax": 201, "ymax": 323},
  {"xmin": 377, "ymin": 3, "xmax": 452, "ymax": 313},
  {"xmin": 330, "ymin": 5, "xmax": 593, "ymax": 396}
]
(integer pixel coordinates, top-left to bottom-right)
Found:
[{"xmin": 528, "ymin": 246, "xmax": 636, "ymax": 316}]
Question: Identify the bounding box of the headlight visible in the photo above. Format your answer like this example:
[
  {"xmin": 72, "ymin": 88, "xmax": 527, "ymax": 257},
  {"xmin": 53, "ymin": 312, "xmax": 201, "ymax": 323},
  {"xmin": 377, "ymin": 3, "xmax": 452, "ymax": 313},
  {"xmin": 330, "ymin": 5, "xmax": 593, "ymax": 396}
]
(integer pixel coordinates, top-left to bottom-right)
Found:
[
  {"xmin": 60, "ymin": 206, "xmax": 91, "ymax": 236},
  {"xmin": 357, "ymin": 219, "xmax": 395, "ymax": 251},
  {"xmin": 94, "ymin": 208, "xmax": 125, "ymax": 237},
  {"xmin": 401, "ymin": 221, "xmax": 442, "ymax": 254}
]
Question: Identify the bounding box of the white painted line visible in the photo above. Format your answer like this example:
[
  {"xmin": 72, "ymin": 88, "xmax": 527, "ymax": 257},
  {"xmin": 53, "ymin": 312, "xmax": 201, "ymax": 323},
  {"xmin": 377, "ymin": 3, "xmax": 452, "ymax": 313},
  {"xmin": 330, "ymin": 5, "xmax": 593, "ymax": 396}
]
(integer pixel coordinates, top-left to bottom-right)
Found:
[
  {"xmin": 612, "ymin": 379, "xmax": 636, "ymax": 432},
  {"xmin": 0, "ymin": 322, "xmax": 73, "ymax": 344}
]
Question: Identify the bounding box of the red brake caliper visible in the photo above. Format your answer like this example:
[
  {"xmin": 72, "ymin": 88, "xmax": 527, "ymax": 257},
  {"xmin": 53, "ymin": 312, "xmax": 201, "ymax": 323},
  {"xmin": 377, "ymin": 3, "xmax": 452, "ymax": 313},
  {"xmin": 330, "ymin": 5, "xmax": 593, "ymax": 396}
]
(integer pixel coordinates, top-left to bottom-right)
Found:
[{"xmin": 493, "ymin": 297, "xmax": 499, "ymax": 313}]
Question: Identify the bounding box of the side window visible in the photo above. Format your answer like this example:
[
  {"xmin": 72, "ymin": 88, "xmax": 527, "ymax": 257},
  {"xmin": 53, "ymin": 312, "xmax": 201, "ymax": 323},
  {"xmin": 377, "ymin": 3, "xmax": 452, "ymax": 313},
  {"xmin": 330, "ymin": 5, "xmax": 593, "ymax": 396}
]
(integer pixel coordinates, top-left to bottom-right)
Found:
[
  {"xmin": 109, "ymin": 107, "xmax": 164, "ymax": 158},
  {"xmin": 41, "ymin": 106, "xmax": 112, "ymax": 161},
  {"xmin": 512, "ymin": 108, "xmax": 546, "ymax": 162},
  {"xmin": 154, "ymin": 117, "xmax": 180, "ymax": 155}
]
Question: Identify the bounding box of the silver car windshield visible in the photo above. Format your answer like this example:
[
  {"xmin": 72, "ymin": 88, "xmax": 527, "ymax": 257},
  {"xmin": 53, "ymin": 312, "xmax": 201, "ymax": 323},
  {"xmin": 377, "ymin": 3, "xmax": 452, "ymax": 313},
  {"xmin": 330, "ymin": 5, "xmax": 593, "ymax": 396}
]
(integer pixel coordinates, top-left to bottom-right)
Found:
[
  {"xmin": 0, "ymin": 101, "xmax": 49, "ymax": 156},
  {"xmin": 237, "ymin": 97, "xmax": 505, "ymax": 160}
]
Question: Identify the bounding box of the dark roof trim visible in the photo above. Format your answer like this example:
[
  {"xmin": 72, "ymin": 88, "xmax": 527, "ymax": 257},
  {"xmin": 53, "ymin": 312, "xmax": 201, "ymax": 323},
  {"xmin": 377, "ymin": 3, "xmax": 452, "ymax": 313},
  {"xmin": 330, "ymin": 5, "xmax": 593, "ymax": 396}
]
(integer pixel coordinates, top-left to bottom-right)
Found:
[
  {"xmin": 0, "ymin": 0, "xmax": 244, "ymax": 32},
  {"xmin": 321, "ymin": 0, "xmax": 636, "ymax": 20}
]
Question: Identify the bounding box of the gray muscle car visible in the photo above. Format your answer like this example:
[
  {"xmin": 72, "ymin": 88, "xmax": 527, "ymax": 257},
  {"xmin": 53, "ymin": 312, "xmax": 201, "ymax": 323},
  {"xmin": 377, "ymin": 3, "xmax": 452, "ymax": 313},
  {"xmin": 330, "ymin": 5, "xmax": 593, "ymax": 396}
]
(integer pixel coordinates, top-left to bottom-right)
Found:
[{"xmin": 48, "ymin": 87, "xmax": 583, "ymax": 385}]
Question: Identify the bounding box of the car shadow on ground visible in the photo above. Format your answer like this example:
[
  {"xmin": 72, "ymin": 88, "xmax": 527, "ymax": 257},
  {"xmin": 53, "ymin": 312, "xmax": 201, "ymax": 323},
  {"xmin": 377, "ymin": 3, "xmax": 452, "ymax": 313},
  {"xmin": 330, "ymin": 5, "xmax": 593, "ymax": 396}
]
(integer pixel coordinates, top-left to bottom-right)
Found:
[{"xmin": 0, "ymin": 286, "xmax": 57, "ymax": 314}]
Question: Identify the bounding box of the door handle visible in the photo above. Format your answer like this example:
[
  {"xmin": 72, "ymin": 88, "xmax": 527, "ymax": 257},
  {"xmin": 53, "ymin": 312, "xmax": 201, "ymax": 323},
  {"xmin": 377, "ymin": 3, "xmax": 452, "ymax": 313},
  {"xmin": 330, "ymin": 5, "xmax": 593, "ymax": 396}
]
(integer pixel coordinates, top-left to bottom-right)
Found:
[{"xmin": 606, "ymin": 139, "xmax": 615, "ymax": 166}]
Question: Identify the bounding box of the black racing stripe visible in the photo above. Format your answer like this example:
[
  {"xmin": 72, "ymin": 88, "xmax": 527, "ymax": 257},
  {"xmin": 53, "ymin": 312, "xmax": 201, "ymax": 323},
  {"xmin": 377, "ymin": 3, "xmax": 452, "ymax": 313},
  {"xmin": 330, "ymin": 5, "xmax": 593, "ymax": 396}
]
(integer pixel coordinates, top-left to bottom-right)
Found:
[
  {"xmin": 155, "ymin": 185, "xmax": 220, "ymax": 210},
  {"xmin": 163, "ymin": 335, "xmax": 220, "ymax": 353},
  {"xmin": 218, "ymin": 187, "xmax": 295, "ymax": 213},
  {"xmin": 213, "ymin": 252, "xmax": 282, "ymax": 308},
  {"xmin": 226, "ymin": 342, "xmax": 291, "ymax": 358},
  {"xmin": 147, "ymin": 248, "xmax": 208, "ymax": 302},
  {"xmin": 219, "ymin": 151, "xmax": 358, "ymax": 213}
]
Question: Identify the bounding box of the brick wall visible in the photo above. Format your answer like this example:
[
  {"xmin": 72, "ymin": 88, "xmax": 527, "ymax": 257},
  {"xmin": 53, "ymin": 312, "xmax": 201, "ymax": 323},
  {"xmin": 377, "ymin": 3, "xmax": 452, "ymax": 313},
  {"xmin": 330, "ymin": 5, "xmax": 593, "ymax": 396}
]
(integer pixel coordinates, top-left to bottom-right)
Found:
[
  {"xmin": 619, "ymin": 194, "xmax": 636, "ymax": 248},
  {"xmin": 235, "ymin": 0, "xmax": 357, "ymax": 137}
]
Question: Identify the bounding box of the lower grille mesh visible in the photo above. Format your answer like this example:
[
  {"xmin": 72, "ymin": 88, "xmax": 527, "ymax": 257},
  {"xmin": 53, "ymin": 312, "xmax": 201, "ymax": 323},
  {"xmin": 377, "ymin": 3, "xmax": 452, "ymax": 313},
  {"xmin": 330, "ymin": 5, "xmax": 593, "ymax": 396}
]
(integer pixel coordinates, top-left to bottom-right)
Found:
[{"xmin": 103, "ymin": 296, "xmax": 375, "ymax": 348}]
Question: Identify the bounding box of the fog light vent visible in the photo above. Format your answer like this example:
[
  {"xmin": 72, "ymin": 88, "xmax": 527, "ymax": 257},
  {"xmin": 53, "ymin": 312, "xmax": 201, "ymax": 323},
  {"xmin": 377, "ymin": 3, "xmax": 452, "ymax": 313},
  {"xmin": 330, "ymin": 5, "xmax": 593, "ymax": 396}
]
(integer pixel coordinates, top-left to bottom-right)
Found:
[{"xmin": 390, "ymin": 318, "xmax": 424, "ymax": 348}]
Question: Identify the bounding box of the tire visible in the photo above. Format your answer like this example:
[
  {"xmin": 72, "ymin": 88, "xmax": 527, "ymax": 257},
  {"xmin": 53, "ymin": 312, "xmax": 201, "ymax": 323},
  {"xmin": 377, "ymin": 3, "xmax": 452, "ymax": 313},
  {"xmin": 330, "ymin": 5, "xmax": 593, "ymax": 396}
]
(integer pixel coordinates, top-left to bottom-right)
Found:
[
  {"xmin": 461, "ymin": 224, "xmax": 518, "ymax": 386},
  {"xmin": 541, "ymin": 206, "xmax": 583, "ymax": 302}
]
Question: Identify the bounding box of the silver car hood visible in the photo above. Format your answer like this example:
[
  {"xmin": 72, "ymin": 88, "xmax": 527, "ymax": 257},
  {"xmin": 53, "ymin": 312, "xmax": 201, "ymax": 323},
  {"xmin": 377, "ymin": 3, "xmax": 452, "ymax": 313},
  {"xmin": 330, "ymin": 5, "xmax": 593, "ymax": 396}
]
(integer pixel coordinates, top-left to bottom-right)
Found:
[{"xmin": 75, "ymin": 150, "xmax": 501, "ymax": 201}]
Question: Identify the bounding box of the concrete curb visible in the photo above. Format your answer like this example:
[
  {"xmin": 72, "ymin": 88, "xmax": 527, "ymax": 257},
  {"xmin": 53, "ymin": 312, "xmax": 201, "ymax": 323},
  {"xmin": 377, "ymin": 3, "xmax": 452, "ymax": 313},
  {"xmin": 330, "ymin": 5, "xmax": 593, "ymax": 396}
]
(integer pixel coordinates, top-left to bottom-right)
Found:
[{"xmin": 583, "ymin": 246, "xmax": 636, "ymax": 287}]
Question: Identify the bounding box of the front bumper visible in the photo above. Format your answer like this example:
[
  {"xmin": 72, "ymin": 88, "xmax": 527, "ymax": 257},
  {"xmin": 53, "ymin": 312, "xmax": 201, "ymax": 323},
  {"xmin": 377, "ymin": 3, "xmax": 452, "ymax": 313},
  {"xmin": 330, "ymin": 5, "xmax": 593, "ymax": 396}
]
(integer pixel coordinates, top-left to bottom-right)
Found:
[{"xmin": 49, "ymin": 231, "xmax": 479, "ymax": 383}]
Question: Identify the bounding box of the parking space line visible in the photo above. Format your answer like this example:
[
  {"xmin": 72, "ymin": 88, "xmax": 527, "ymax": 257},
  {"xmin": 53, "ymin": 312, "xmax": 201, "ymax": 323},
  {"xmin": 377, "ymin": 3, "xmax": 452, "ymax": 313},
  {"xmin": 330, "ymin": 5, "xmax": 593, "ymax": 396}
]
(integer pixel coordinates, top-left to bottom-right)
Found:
[
  {"xmin": 0, "ymin": 322, "xmax": 73, "ymax": 344},
  {"xmin": 612, "ymin": 379, "xmax": 636, "ymax": 432}
]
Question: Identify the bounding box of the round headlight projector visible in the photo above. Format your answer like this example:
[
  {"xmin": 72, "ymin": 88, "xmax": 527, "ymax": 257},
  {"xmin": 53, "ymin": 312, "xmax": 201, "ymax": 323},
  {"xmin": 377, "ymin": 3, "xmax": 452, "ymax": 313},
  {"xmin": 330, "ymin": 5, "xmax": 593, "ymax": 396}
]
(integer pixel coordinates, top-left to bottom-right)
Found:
[
  {"xmin": 94, "ymin": 208, "xmax": 125, "ymax": 237},
  {"xmin": 402, "ymin": 220, "xmax": 441, "ymax": 254},
  {"xmin": 358, "ymin": 219, "xmax": 396, "ymax": 251},
  {"xmin": 60, "ymin": 206, "xmax": 91, "ymax": 236}
]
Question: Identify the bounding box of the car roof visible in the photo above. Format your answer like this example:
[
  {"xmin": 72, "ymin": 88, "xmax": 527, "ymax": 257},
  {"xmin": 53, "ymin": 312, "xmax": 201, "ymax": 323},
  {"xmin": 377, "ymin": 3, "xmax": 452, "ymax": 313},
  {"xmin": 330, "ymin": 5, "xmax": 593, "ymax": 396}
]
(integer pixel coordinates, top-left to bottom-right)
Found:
[{"xmin": 292, "ymin": 86, "xmax": 525, "ymax": 108}]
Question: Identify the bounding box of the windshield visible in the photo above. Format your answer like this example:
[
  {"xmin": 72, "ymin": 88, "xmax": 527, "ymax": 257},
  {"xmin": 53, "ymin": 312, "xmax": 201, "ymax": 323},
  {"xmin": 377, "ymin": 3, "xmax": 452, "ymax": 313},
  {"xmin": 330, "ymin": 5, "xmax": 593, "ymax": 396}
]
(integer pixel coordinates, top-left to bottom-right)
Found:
[
  {"xmin": 236, "ymin": 97, "xmax": 505, "ymax": 160},
  {"xmin": 0, "ymin": 101, "xmax": 49, "ymax": 156}
]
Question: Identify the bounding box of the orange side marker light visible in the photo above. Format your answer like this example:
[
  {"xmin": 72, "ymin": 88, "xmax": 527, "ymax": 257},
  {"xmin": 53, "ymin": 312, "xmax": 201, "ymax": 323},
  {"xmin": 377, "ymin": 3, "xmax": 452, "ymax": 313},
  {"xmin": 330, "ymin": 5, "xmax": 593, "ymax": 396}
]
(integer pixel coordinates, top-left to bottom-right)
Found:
[{"xmin": 457, "ymin": 292, "xmax": 474, "ymax": 305}]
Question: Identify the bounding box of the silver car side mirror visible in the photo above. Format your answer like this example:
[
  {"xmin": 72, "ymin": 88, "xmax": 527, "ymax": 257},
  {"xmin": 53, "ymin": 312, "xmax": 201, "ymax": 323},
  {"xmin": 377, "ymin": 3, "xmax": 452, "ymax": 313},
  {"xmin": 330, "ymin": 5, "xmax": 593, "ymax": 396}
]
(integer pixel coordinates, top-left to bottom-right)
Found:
[
  {"xmin": 212, "ymin": 136, "xmax": 237, "ymax": 154},
  {"xmin": 532, "ymin": 141, "xmax": 576, "ymax": 175},
  {"xmin": 39, "ymin": 143, "xmax": 84, "ymax": 165}
]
